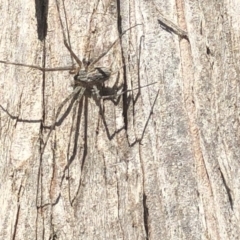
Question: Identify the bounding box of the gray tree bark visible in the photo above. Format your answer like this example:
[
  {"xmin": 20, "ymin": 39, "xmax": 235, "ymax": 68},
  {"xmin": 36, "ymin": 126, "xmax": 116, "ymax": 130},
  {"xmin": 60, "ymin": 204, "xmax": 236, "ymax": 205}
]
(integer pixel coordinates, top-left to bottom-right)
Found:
[{"xmin": 0, "ymin": 0, "xmax": 239, "ymax": 239}]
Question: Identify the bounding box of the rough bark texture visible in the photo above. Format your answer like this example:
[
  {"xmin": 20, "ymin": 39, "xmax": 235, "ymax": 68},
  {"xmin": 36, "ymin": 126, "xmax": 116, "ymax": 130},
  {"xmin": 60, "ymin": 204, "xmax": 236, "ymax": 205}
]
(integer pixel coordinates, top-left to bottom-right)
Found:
[{"xmin": 0, "ymin": 0, "xmax": 240, "ymax": 239}]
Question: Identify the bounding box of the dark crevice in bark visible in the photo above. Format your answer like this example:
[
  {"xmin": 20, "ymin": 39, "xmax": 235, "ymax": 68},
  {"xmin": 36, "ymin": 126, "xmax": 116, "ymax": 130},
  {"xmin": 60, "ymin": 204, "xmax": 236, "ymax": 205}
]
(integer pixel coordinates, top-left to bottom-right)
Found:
[
  {"xmin": 12, "ymin": 185, "xmax": 22, "ymax": 240},
  {"xmin": 143, "ymin": 193, "xmax": 149, "ymax": 239},
  {"xmin": 116, "ymin": 0, "xmax": 128, "ymax": 131},
  {"xmin": 39, "ymin": 33, "xmax": 47, "ymax": 156},
  {"xmin": 35, "ymin": 0, "xmax": 49, "ymax": 41},
  {"xmin": 219, "ymin": 168, "xmax": 233, "ymax": 210}
]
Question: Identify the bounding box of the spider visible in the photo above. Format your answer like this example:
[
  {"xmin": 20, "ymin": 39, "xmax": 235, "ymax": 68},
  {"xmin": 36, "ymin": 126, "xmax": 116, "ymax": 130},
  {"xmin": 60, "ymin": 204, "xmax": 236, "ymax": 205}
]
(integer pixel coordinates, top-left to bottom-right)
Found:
[{"xmin": 0, "ymin": 1, "xmax": 142, "ymax": 153}]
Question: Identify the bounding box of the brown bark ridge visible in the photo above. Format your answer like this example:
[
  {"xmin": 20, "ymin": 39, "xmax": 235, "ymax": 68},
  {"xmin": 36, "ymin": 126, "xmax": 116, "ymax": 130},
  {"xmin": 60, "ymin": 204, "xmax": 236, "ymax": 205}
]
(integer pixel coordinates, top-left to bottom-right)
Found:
[{"xmin": 0, "ymin": 0, "xmax": 239, "ymax": 239}]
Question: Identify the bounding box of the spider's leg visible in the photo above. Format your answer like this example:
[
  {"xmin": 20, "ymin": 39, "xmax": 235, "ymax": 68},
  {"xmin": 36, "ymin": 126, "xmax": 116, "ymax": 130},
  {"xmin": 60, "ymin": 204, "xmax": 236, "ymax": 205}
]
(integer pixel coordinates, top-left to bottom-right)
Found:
[
  {"xmin": 89, "ymin": 24, "xmax": 142, "ymax": 67},
  {"xmin": 63, "ymin": 40, "xmax": 82, "ymax": 69},
  {"xmin": 41, "ymin": 86, "xmax": 86, "ymax": 154},
  {"xmin": 55, "ymin": 0, "xmax": 82, "ymax": 69},
  {"xmin": 0, "ymin": 60, "xmax": 73, "ymax": 72},
  {"xmin": 101, "ymin": 82, "xmax": 157, "ymax": 99}
]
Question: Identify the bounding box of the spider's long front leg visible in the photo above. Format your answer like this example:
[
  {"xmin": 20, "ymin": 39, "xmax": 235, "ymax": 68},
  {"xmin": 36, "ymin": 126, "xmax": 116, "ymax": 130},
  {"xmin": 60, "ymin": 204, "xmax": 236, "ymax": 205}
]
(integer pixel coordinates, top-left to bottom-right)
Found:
[
  {"xmin": 63, "ymin": 40, "xmax": 82, "ymax": 71},
  {"xmin": 101, "ymin": 82, "xmax": 158, "ymax": 99},
  {"xmin": 89, "ymin": 24, "xmax": 142, "ymax": 67},
  {"xmin": 41, "ymin": 86, "xmax": 86, "ymax": 154},
  {"xmin": 0, "ymin": 60, "xmax": 74, "ymax": 72},
  {"xmin": 55, "ymin": 0, "xmax": 82, "ymax": 70}
]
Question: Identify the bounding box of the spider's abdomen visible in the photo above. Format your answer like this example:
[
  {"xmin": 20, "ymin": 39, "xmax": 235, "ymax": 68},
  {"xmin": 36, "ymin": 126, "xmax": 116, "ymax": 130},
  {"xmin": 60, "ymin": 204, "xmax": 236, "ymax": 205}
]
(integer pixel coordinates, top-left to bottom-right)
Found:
[
  {"xmin": 74, "ymin": 67, "xmax": 111, "ymax": 88},
  {"xmin": 87, "ymin": 67, "xmax": 111, "ymax": 82}
]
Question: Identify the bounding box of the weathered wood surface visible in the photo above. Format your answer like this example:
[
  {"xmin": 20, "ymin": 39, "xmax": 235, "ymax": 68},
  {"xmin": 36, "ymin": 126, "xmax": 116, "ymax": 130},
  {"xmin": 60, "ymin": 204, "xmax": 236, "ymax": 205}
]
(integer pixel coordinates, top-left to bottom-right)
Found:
[{"xmin": 0, "ymin": 0, "xmax": 240, "ymax": 239}]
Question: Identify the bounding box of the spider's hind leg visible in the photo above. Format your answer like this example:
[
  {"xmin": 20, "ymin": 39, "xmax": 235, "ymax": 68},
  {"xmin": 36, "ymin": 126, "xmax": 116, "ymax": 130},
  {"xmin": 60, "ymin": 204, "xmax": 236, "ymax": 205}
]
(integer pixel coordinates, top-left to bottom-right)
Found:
[{"xmin": 41, "ymin": 86, "xmax": 85, "ymax": 154}]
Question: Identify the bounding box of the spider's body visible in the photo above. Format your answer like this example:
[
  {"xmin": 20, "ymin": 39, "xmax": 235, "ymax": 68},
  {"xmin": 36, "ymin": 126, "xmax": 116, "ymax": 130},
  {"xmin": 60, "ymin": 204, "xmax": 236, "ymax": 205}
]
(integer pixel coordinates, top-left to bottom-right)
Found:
[{"xmin": 74, "ymin": 67, "xmax": 111, "ymax": 91}]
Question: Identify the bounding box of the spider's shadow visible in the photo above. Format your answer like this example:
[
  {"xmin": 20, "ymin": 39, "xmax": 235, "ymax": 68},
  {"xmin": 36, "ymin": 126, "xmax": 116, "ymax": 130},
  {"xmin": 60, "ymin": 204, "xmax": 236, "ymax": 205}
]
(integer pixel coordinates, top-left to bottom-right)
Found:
[
  {"xmin": 97, "ymin": 34, "xmax": 159, "ymax": 147},
  {"xmin": 57, "ymin": 84, "xmax": 126, "ymax": 206},
  {"xmin": 100, "ymin": 84, "xmax": 159, "ymax": 147},
  {"xmin": 58, "ymin": 82, "xmax": 123, "ymax": 184}
]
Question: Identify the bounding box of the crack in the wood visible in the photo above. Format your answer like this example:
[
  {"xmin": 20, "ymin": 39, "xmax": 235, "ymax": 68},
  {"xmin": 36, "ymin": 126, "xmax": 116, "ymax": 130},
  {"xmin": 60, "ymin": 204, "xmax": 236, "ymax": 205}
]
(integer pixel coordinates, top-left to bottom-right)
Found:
[
  {"xmin": 116, "ymin": 181, "xmax": 125, "ymax": 237},
  {"xmin": 35, "ymin": 0, "xmax": 49, "ymax": 40},
  {"xmin": 219, "ymin": 168, "xmax": 233, "ymax": 210},
  {"xmin": 12, "ymin": 185, "xmax": 22, "ymax": 240},
  {"xmin": 143, "ymin": 193, "xmax": 149, "ymax": 239},
  {"xmin": 116, "ymin": 0, "xmax": 128, "ymax": 131}
]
